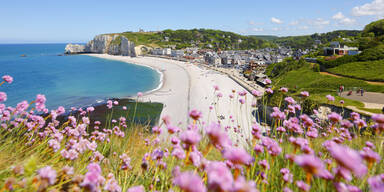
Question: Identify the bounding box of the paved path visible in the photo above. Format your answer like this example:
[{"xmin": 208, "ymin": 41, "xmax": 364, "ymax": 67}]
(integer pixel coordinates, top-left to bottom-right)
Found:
[{"xmin": 341, "ymin": 91, "xmax": 384, "ymax": 105}]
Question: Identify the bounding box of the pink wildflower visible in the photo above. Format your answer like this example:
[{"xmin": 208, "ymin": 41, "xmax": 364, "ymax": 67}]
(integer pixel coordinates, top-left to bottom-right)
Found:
[
  {"xmin": 0, "ymin": 92, "xmax": 7, "ymax": 102},
  {"xmin": 266, "ymin": 88, "xmax": 273, "ymax": 94},
  {"xmin": 368, "ymin": 174, "xmax": 384, "ymax": 192},
  {"xmin": 80, "ymin": 163, "xmax": 105, "ymax": 191},
  {"xmin": 360, "ymin": 147, "xmax": 381, "ymax": 164},
  {"xmin": 127, "ymin": 185, "xmax": 145, "ymax": 192},
  {"xmin": 328, "ymin": 112, "xmax": 342, "ymax": 124},
  {"xmin": 206, "ymin": 123, "xmax": 231, "ymax": 148},
  {"xmin": 107, "ymin": 100, "xmax": 113, "ymax": 109},
  {"xmin": 38, "ymin": 166, "xmax": 57, "ymax": 185},
  {"xmin": 328, "ymin": 143, "xmax": 367, "ymax": 177},
  {"xmin": 104, "ymin": 173, "xmax": 121, "ymax": 192},
  {"xmin": 258, "ymin": 160, "xmax": 270, "ymax": 170},
  {"xmin": 180, "ymin": 130, "xmax": 201, "ymax": 148},
  {"xmin": 326, "ymin": 95, "xmax": 335, "ymax": 102},
  {"xmin": 206, "ymin": 161, "xmax": 233, "ymax": 192},
  {"xmin": 296, "ymin": 180, "xmax": 310, "ymax": 192},
  {"xmin": 223, "ymin": 147, "xmax": 253, "ymax": 165},
  {"xmin": 173, "ymin": 171, "xmax": 206, "ymax": 192},
  {"xmin": 35, "ymin": 94, "xmax": 46, "ymax": 111},
  {"xmin": 294, "ymin": 154, "xmax": 328, "ymax": 177},
  {"xmin": 2, "ymin": 75, "xmax": 13, "ymax": 84},
  {"xmin": 233, "ymin": 176, "xmax": 259, "ymax": 192},
  {"xmin": 300, "ymin": 91, "xmax": 309, "ymax": 97},
  {"xmin": 137, "ymin": 92, "xmax": 143, "ymax": 97},
  {"xmin": 189, "ymin": 109, "xmax": 202, "ymax": 120},
  {"xmin": 252, "ymin": 90, "xmax": 262, "ymax": 97},
  {"xmin": 280, "ymin": 87, "xmax": 288, "ymax": 93},
  {"xmin": 284, "ymin": 97, "xmax": 296, "ymax": 104}
]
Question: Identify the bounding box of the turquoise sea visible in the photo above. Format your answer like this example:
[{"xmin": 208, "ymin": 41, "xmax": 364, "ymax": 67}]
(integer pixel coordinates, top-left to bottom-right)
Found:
[{"xmin": 0, "ymin": 44, "xmax": 160, "ymax": 109}]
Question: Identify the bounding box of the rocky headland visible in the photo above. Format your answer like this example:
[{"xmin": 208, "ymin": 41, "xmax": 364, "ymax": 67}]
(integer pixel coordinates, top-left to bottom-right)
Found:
[{"xmin": 65, "ymin": 34, "xmax": 136, "ymax": 57}]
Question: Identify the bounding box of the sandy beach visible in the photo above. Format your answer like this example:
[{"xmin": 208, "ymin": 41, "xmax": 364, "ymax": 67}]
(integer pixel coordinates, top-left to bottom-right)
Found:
[{"xmin": 86, "ymin": 54, "xmax": 264, "ymax": 143}]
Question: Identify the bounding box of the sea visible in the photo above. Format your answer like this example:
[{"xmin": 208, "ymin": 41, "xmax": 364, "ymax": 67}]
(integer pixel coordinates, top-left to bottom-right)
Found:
[{"xmin": 0, "ymin": 44, "xmax": 161, "ymax": 110}]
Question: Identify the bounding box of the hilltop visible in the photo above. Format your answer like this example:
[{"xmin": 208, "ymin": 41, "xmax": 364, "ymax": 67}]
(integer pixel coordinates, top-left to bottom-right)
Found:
[
  {"xmin": 107, "ymin": 29, "xmax": 276, "ymax": 50},
  {"xmin": 271, "ymin": 30, "xmax": 361, "ymax": 49}
]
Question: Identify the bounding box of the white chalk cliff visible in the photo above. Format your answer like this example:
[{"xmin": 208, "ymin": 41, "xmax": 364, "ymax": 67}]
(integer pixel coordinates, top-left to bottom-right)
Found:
[{"xmin": 65, "ymin": 34, "xmax": 136, "ymax": 57}]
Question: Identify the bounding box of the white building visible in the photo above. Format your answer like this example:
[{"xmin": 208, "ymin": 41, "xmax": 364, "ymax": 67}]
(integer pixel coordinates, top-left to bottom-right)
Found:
[{"xmin": 171, "ymin": 50, "xmax": 184, "ymax": 57}]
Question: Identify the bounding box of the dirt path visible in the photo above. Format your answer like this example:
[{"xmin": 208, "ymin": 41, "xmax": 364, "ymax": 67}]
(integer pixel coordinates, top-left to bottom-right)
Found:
[{"xmin": 320, "ymin": 71, "xmax": 384, "ymax": 85}]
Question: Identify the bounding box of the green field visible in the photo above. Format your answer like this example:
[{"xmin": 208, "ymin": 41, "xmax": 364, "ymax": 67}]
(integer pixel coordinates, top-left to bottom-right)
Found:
[{"xmin": 327, "ymin": 60, "xmax": 384, "ymax": 82}]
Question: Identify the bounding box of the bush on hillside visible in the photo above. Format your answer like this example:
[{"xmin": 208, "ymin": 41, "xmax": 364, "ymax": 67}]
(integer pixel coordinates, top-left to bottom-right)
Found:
[
  {"xmin": 266, "ymin": 58, "xmax": 307, "ymax": 78},
  {"xmin": 363, "ymin": 19, "xmax": 384, "ymax": 37}
]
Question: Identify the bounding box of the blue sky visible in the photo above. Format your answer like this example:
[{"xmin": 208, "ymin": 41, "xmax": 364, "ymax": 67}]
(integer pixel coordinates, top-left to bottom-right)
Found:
[{"xmin": 1, "ymin": 0, "xmax": 383, "ymax": 43}]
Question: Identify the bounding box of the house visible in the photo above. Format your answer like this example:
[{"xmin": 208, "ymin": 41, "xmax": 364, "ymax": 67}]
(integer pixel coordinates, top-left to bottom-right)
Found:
[
  {"xmin": 151, "ymin": 48, "xmax": 171, "ymax": 56},
  {"xmin": 151, "ymin": 48, "xmax": 165, "ymax": 55},
  {"xmin": 324, "ymin": 42, "xmax": 359, "ymax": 56},
  {"xmin": 164, "ymin": 48, "xmax": 171, "ymax": 55},
  {"xmin": 205, "ymin": 52, "xmax": 221, "ymax": 66},
  {"xmin": 171, "ymin": 50, "xmax": 184, "ymax": 57}
]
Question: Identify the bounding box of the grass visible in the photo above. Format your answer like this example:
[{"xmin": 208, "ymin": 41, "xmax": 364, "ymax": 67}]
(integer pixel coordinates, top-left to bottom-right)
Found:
[
  {"xmin": 327, "ymin": 59, "xmax": 384, "ymax": 82},
  {"xmin": 88, "ymin": 99, "xmax": 163, "ymax": 127},
  {"xmin": 270, "ymin": 64, "xmax": 384, "ymax": 112},
  {"xmin": 357, "ymin": 107, "xmax": 383, "ymax": 114}
]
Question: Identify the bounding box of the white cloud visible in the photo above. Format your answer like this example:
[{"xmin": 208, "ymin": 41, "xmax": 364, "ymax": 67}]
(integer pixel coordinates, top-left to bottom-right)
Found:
[
  {"xmin": 298, "ymin": 26, "xmax": 309, "ymax": 30},
  {"xmin": 289, "ymin": 20, "xmax": 299, "ymax": 25},
  {"xmin": 252, "ymin": 28, "xmax": 264, "ymax": 32},
  {"xmin": 272, "ymin": 27, "xmax": 282, "ymax": 31},
  {"xmin": 271, "ymin": 17, "xmax": 283, "ymax": 24},
  {"xmin": 352, "ymin": 0, "xmax": 384, "ymax": 17},
  {"xmin": 332, "ymin": 12, "xmax": 356, "ymax": 25},
  {"xmin": 310, "ymin": 18, "xmax": 330, "ymax": 27},
  {"xmin": 248, "ymin": 20, "xmax": 264, "ymax": 26},
  {"xmin": 332, "ymin": 12, "xmax": 345, "ymax": 20}
]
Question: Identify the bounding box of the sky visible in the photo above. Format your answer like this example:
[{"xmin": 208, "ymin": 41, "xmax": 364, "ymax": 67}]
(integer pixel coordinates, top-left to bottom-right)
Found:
[{"xmin": 1, "ymin": 0, "xmax": 384, "ymax": 43}]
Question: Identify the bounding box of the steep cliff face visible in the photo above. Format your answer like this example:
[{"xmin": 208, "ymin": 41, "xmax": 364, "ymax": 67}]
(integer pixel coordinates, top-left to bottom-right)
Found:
[
  {"xmin": 64, "ymin": 44, "xmax": 86, "ymax": 54},
  {"xmin": 65, "ymin": 34, "xmax": 136, "ymax": 57}
]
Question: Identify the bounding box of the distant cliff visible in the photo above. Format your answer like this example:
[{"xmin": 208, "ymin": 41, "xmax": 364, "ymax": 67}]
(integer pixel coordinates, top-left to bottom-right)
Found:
[{"xmin": 65, "ymin": 34, "xmax": 136, "ymax": 57}]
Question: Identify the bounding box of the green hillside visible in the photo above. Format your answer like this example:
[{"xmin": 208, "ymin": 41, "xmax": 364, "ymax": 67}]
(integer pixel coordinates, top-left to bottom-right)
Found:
[
  {"xmin": 250, "ymin": 35, "xmax": 279, "ymax": 41},
  {"xmin": 327, "ymin": 60, "xmax": 384, "ymax": 82},
  {"xmin": 273, "ymin": 30, "xmax": 361, "ymax": 49},
  {"xmin": 110, "ymin": 29, "xmax": 276, "ymax": 50}
]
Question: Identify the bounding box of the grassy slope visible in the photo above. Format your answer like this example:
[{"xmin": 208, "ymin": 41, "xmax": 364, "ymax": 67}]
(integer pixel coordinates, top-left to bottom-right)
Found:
[
  {"xmin": 272, "ymin": 65, "xmax": 384, "ymax": 108},
  {"xmin": 327, "ymin": 60, "xmax": 384, "ymax": 82}
]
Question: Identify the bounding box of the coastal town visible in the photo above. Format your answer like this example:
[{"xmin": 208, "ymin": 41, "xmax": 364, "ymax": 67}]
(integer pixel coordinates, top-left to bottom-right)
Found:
[{"xmin": 147, "ymin": 39, "xmax": 359, "ymax": 88}]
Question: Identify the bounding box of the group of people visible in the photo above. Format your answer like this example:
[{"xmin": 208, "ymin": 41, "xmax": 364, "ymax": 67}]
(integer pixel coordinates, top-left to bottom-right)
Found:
[{"xmin": 340, "ymin": 85, "xmax": 365, "ymax": 96}]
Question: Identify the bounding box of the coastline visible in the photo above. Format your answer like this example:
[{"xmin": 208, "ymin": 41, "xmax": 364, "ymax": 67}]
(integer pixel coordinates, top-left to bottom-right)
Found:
[
  {"xmin": 85, "ymin": 54, "xmax": 265, "ymax": 144},
  {"xmin": 84, "ymin": 53, "xmax": 165, "ymax": 97}
]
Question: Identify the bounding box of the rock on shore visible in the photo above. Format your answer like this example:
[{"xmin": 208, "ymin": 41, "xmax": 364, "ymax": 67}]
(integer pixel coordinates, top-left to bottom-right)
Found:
[{"xmin": 65, "ymin": 34, "xmax": 136, "ymax": 57}]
